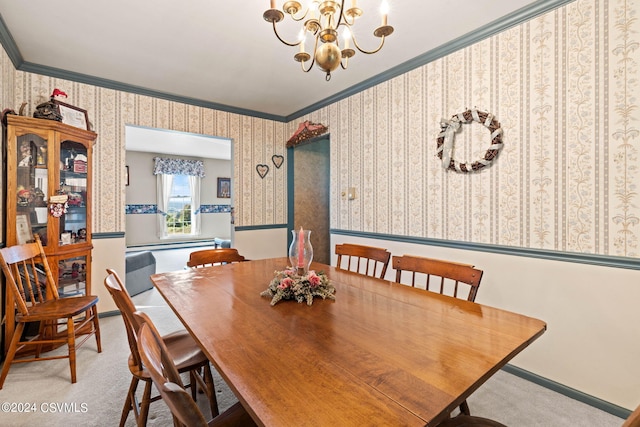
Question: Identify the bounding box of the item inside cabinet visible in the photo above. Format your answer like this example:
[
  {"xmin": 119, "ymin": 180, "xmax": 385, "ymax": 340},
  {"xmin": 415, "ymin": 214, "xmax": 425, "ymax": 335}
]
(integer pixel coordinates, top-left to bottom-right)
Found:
[
  {"xmin": 61, "ymin": 232, "xmax": 72, "ymax": 245},
  {"xmin": 16, "ymin": 214, "xmax": 33, "ymax": 245},
  {"xmin": 58, "ymin": 258, "xmax": 87, "ymax": 281}
]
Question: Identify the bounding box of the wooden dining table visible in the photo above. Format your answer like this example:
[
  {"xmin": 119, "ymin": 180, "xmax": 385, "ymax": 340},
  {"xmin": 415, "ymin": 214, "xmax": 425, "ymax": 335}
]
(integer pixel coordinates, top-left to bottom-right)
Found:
[{"xmin": 150, "ymin": 257, "xmax": 546, "ymax": 427}]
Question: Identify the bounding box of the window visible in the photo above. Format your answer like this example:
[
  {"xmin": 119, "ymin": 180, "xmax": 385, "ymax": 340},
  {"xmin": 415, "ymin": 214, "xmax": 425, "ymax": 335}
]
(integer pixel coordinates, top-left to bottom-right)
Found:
[
  {"xmin": 154, "ymin": 157, "xmax": 204, "ymax": 239},
  {"xmin": 166, "ymin": 175, "xmax": 192, "ymax": 235}
]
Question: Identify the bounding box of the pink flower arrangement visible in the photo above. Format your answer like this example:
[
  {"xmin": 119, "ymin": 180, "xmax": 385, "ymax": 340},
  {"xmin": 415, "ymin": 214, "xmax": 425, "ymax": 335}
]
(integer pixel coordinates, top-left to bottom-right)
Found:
[
  {"xmin": 308, "ymin": 271, "xmax": 321, "ymax": 287},
  {"xmin": 278, "ymin": 277, "xmax": 294, "ymax": 289},
  {"xmin": 261, "ymin": 267, "xmax": 335, "ymax": 306}
]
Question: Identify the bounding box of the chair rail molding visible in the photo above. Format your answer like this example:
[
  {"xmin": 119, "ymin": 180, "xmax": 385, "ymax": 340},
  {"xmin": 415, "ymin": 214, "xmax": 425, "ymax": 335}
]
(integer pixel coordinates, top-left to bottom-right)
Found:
[{"xmin": 330, "ymin": 230, "xmax": 640, "ymax": 271}]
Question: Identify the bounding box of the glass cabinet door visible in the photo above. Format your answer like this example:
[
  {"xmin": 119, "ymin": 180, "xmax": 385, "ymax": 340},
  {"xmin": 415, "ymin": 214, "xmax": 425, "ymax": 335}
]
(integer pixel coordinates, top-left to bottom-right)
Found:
[
  {"xmin": 56, "ymin": 255, "xmax": 88, "ymax": 297},
  {"xmin": 15, "ymin": 134, "xmax": 49, "ymax": 246},
  {"xmin": 59, "ymin": 140, "xmax": 88, "ymax": 246}
]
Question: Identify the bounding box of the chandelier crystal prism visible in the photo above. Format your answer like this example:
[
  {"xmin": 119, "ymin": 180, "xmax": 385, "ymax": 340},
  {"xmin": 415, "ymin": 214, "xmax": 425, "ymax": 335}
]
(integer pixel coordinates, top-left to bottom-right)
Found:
[{"xmin": 263, "ymin": 0, "xmax": 394, "ymax": 81}]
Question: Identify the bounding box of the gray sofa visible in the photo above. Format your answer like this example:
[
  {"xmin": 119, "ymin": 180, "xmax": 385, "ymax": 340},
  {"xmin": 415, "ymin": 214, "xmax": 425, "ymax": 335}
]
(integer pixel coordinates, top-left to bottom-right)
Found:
[
  {"xmin": 125, "ymin": 251, "xmax": 156, "ymax": 296},
  {"xmin": 214, "ymin": 237, "xmax": 231, "ymax": 248}
]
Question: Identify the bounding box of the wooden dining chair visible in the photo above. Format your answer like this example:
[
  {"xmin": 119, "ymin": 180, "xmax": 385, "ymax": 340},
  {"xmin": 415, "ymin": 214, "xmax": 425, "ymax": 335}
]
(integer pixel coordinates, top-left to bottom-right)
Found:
[
  {"xmin": 134, "ymin": 312, "xmax": 257, "ymax": 427},
  {"xmin": 435, "ymin": 413, "xmax": 507, "ymax": 427},
  {"xmin": 0, "ymin": 235, "xmax": 101, "ymax": 389},
  {"xmin": 623, "ymin": 403, "xmax": 640, "ymax": 427},
  {"xmin": 393, "ymin": 254, "xmax": 483, "ymax": 418},
  {"xmin": 104, "ymin": 269, "xmax": 218, "ymax": 426},
  {"xmin": 187, "ymin": 248, "xmax": 247, "ymax": 268},
  {"xmin": 334, "ymin": 243, "xmax": 391, "ymax": 279},
  {"xmin": 392, "ymin": 254, "xmax": 483, "ymax": 302}
]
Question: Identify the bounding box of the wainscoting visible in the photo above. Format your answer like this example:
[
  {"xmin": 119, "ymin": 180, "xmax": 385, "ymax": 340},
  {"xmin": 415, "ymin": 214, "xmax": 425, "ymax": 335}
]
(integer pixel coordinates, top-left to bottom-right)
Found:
[{"xmin": 330, "ymin": 231, "xmax": 640, "ymax": 414}]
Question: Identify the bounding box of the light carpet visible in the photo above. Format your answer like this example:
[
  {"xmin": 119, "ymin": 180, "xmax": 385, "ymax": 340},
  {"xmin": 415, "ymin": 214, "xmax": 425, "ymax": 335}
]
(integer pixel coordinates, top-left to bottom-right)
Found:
[{"xmin": 0, "ymin": 288, "xmax": 237, "ymax": 427}]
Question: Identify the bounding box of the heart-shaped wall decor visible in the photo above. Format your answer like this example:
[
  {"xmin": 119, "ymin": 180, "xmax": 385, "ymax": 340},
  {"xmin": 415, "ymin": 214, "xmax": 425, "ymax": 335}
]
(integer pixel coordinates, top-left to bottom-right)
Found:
[
  {"xmin": 272, "ymin": 154, "xmax": 284, "ymax": 169},
  {"xmin": 256, "ymin": 164, "xmax": 269, "ymax": 179}
]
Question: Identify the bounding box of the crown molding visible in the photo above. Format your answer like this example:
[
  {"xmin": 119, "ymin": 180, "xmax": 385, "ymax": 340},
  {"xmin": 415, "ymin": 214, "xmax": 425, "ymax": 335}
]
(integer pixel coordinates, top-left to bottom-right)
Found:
[
  {"xmin": 0, "ymin": 0, "xmax": 575, "ymax": 124},
  {"xmin": 285, "ymin": 0, "xmax": 576, "ymax": 121}
]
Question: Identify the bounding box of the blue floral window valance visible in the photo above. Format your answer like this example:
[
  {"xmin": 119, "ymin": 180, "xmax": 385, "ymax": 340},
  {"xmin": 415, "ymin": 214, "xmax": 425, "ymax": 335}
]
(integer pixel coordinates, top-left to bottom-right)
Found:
[{"xmin": 153, "ymin": 157, "xmax": 205, "ymax": 177}]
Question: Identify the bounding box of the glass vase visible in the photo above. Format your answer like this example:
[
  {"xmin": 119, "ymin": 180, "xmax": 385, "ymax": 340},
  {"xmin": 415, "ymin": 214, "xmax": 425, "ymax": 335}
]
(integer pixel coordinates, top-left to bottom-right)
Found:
[{"xmin": 289, "ymin": 229, "xmax": 313, "ymax": 275}]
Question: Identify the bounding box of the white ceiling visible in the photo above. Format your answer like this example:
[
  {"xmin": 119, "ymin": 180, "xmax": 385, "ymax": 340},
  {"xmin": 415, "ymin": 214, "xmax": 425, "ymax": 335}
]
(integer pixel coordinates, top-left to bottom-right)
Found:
[
  {"xmin": 125, "ymin": 125, "xmax": 231, "ymax": 160},
  {"xmin": 0, "ymin": 0, "xmax": 569, "ymax": 121}
]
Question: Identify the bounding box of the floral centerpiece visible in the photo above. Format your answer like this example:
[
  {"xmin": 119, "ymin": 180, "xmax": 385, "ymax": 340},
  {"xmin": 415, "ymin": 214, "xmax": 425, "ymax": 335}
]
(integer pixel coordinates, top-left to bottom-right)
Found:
[{"xmin": 260, "ymin": 268, "xmax": 336, "ymax": 306}]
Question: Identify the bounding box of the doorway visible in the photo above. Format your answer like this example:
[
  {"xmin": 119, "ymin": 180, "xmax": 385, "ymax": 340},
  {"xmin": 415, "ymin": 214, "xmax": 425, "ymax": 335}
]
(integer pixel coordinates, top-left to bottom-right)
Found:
[
  {"xmin": 124, "ymin": 125, "xmax": 233, "ymax": 248},
  {"xmin": 288, "ymin": 136, "xmax": 330, "ymax": 264}
]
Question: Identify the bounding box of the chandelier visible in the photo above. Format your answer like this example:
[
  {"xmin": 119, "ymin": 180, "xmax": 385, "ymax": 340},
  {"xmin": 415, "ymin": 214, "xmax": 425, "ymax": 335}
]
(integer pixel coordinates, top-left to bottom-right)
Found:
[{"xmin": 263, "ymin": 1, "xmax": 394, "ymax": 81}]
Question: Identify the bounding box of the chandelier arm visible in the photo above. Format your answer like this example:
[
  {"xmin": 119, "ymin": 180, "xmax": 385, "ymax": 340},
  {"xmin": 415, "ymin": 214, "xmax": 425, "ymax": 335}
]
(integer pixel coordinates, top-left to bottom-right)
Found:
[
  {"xmin": 341, "ymin": 13, "xmax": 355, "ymax": 26},
  {"xmin": 307, "ymin": 34, "xmax": 320, "ymax": 70},
  {"xmin": 334, "ymin": 0, "xmax": 346, "ymax": 28},
  {"xmin": 281, "ymin": 1, "xmax": 310, "ymax": 21},
  {"xmin": 306, "ymin": 19, "xmax": 321, "ymax": 36},
  {"xmin": 351, "ymin": 34, "xmax": 387, "ymax": 55},
  {"xmin": 272, "ymin": 22, "xmax": 302, "ymax": 47},
  {"xmin": 297, "ymin": 34, "xmax": 319, "ymax": 73},
  {"xmin": 301, "ymin": 56, "xmax": 316, "ymax": 73},
  {"xmin": 289, "ymin": 10, "xmax": 309, "ymax": 22}
]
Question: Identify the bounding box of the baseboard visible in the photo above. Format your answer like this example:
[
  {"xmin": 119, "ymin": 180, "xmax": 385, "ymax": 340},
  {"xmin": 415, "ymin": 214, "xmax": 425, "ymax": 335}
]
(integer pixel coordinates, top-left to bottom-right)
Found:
[
  {"xmin": 98, "ymin": 310, "xmax": 121, "ymax": 318},
  {"xmin": 126, "ymin": 239, "xmax": 217, "ymax": 252},
  {"xmin": 502, "ymin": 364, "xmax": 631, "ymax": 419}
]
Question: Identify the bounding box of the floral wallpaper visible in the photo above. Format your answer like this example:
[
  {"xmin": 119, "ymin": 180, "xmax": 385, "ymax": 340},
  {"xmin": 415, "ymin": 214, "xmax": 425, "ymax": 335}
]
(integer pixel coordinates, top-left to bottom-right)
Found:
[
  {"xmin": 0, "ymin": 61, "xmax": 290, "ymax": 232},
  {"xmin": 1, "ymin": 0, "xmax": 638, "ymax": 259},
  {"xmin": 303, "ymin": 0, "xmax": 640, "ymax": 258}
]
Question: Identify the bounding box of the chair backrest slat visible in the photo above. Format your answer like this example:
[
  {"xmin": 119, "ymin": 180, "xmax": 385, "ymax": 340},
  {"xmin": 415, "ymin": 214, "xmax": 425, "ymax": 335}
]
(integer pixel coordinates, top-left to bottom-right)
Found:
[
  {"xmin": 187, "ymin": 248, "xmax": 246, "ymax": 268},
  {"xmin": 104, "ymin": 269, "xmax": 144, "ymax": 368},
  {"xmin": 12, "ymin": 262, "xmax": 28, "ymax": 303},
  {"xmin": 393, "ymin": 255, "xmax": 483, "ymax": 302},
  {"xmin": 0, "ymin": 235, "xmax": 58, "ymax": 316},
  {"xmin": 335, "ymin": 243, "xmax": 391, "ymax": 279},
  {"xmin": 135, "ymin": 315, "xmax": 209, "ymax": 427},
  {"xmin": 133, "ymin": 312, "xmax": 184, "ymax": 386}
]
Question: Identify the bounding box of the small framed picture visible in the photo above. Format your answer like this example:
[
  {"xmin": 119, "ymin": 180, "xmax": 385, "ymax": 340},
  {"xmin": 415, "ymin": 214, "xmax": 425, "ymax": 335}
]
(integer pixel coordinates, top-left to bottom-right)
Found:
[
  {"xmin": 16, "ymin": 213, "xmax": 33, "ymax": 245},
  {"xmin": 61, "ymin": 232, "xmax": 72, "ymax": 245},
  {"xmin": 52, "ymin": 100, "xmax": 89, "ymax": 130},
  {"xmin": 217, "ymin": 177, "xmax": 231, "ymax": 198}
]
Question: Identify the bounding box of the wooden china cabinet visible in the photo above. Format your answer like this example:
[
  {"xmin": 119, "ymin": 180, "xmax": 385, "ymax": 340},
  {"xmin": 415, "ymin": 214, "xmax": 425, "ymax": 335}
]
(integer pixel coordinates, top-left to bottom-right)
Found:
[{"xmin": 2, "ymin": 115, "xmax": 96, "ymax": 355}]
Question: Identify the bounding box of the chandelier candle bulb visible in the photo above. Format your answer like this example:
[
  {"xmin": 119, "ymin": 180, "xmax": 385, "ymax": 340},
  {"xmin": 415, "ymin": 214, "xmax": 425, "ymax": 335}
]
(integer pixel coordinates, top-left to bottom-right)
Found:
[
  {"xmin": 270, "ymin": 0, "xmax": 275, "ymax": 9},
  {"xmin": 381, "ymin": 1, "xmax": 389, "ymax": 26}
]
